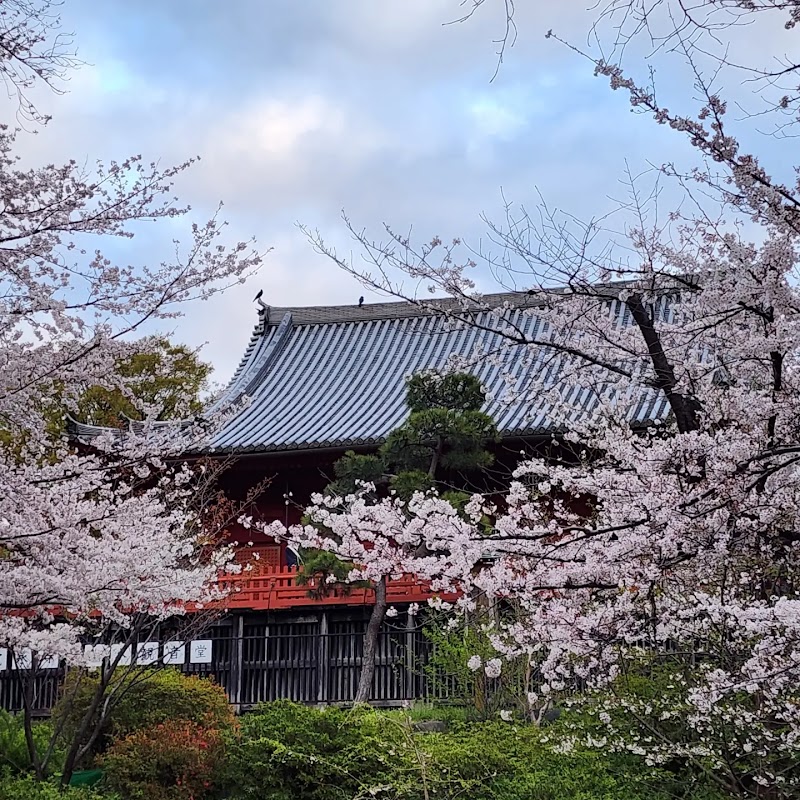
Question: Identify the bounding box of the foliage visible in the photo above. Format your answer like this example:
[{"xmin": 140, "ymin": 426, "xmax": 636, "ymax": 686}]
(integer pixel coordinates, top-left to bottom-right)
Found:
[
  {"xmin": 74, "ymin": 338, "xmax": 211, "ymax": 426},
  {"xmin": 380, "ymin": 372, "xmax": 497, "ymax": 493},
  {"xmin": 323, "ymin": 451, "xmax": 385, "ymax": 498},
  {"xmin": 416, "ymin": 721, "xmax": 723, "ymax": 800},
  {"xmin": 102, "ymin": 720, "xmax": 224, "ymax": 800},
  {"xmin": 223, "ymin": 701, "xmax": 722, "ymax": 800},
  {"xmin": 0, "ymin": 772, "xmax": 116, "ymax": 800},
  {"xmin": 315, "ymin": 373, "xmax": 497, "ymax": 505},
  {"xmin": 553, "ymin": 665, "xmax": 800, "ymax": 799},
  {"xmin": 2, "ymin": 338, "xmax": 212, "ymax": 454},
  {"xmin": 389, "ymin": 703, "xmax": 479, "ymax": 726},
  {"xmin": 223, "ymin": 701, "xmax": 405, "ymax": 800},
  {"xmin": 294, "ymin": 549, "xmax": 366, "ymax": 599},
  {"xmin": 405, "ymin": 373, "xmax": 486, "ymax": 415},
  {"xmin": 53, "ymin": 668, "xmax": 234, "ymax": 757},
  {"xmin": 0, "ymin": 712, "xmax": 62, "ymax": 776},
  {"xmin": 423, "ymin": 616, "xmax": 533, "ymax": 719}
]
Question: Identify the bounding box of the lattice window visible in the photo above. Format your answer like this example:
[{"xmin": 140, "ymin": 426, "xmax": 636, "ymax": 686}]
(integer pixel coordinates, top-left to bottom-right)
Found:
[{"xmin": 235, "ymin": 545, "xmax": 282, "ymax": 573}]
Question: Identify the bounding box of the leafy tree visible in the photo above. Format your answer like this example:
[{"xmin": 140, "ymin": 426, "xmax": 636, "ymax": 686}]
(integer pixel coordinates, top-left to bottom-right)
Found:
[
  {"xmin": 73, "ymin": 338, "xmax": 211, "ymax": 427},
  {"xmin": 383, "ymin": 373, "xmax": 496, "ymax": 488},
  {"xmin": 1, "ymin": 338, "xmax": 211, "ymax": 456}
]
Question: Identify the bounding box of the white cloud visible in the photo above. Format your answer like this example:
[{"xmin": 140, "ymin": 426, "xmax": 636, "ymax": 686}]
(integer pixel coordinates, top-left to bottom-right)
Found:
[
  {"xmin": 468, "ymin": 95, "xmax": 529, "ymax": 141},
  {"xmin": 224, "ymin": 96, "xmax": 346, "ymax": 159},
  {"xmin": 5, "ymin": 0, "xmax": 779, "ymax": 384}
]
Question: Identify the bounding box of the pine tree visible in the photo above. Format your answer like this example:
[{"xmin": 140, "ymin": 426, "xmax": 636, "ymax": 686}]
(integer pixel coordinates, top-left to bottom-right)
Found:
[{"xmin": 300, "ymin": 372, "xmax": 497, "ymax": 703}]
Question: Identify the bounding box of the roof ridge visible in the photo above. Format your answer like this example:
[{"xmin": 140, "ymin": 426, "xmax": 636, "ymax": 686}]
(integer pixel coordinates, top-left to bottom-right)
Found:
[
  {"xmin": 253, "ymin": 275, "xmax": 665, "ymax": 327},
  {"xmin": 260, "ymin": 291, "xmax": 547, "ymax": 327}
]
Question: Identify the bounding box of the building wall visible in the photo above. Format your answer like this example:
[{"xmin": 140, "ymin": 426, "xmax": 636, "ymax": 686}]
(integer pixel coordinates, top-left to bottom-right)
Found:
[{"xmin": 0, "ymin": 607, "xmax": 452, "ymax": 714}]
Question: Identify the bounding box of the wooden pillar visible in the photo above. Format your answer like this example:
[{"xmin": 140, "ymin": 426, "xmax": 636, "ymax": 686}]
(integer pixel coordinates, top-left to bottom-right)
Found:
[
  {"xmin": 317, "ymin": 612, "xmax": 329, "ymax": 704},
  {"xmin": 230, "ymin": 614, "xmax": 244, "ymax": 712},
  {"xmin": 405, "ymin": 611, "xmax": 416, "ymax": 701}
]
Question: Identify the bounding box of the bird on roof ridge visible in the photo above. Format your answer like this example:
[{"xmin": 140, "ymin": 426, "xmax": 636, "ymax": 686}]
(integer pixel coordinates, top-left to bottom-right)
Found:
[{"xmin": 253, "ymin": 290, "xmax": 270, "ymax": 333}]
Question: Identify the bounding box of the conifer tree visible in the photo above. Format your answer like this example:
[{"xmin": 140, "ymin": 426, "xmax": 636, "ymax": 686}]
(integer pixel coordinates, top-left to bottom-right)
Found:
[{"xmin": 299, "ymin": 372, "xmax": 497, "ymax": 703}]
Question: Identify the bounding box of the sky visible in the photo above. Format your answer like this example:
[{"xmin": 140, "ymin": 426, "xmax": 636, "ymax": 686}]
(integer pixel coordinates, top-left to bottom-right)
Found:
[{"xmin": 7, "ymin": 0, "xmax": 794, "ymax": 384}]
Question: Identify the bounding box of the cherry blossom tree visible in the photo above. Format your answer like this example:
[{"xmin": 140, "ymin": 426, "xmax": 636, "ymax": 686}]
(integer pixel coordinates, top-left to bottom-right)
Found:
[
  {"xmin": 272, "ymin": 491, "xmax": 481, "ymax": 704},
  {"xmin": 271, "ymin": 372, "xmax": 496, "ymax": 704},
  {"xmin": 0, "ymin": 0, "xmax": 262, "ymax": 783},
  {"xmin": 301, "ymin": 1, "xmax": 800, "ymax": 795},
  {"xmin": 0, "ymin": 0, "xmax": 80, "ymax": 124}
]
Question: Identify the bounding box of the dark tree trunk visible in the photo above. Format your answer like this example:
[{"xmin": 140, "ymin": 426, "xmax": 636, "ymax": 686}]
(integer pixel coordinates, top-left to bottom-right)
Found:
[
  {"xmin": 626, "ymin": 294, "xmax": 701, "ymax": 434},
  {"xmin": 354, "ymin": 576, "xmax": 388, "ymax": 704},
  {"xmin": 21, "ymin": 668, "xmax": 44, "ymax": 780},
  {"xmin": 428, "ymin": 436, "xmax": 444, "ymax": 479},
  {"xmin": 60, "ymin": 672, "xmax": 110, "ymax": 787}
]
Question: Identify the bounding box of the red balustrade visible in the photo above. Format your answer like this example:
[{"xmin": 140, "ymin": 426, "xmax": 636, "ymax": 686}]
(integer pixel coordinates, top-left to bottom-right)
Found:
[{"xmin": 214, "ymin": 566, "xmax": 455, "ymax": 611}]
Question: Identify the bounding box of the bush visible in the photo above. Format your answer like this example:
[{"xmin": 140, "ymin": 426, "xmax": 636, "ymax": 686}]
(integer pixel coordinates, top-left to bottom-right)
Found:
[
  {"xmin": 224, "ymin": 701, "xmax": 408, "ymax": 800},
  {"xmin": 102, "ymin": 720, "xmax": 224, "ymax": 800},
  {"xmin": 0, "ymin": 710, "xmax": 63, "ymax": 776},
  {"xmin": 226, "ymin": 704, "xmax": 725, "ymax": 800},
  {"xmin": 53, "ymin": 668, "xmax": 234, "ymax": 756},
  {"xmin": 413, "ymin": 722, "xmax": 703, "ymax": 800},
  {"xmin": 550, "ymin": 671, "xmax": 749, "ymax": 799},
  {"xmin": 399, "ymin": 703, "xmax": 478, "ymax": 725},
  {"xmin": 0, "ymin": 772, "xmax": 115, "ymax": 799},
  {"xmin": 423, "ymin": 618, "xmax": 533, "ymax": 718}
]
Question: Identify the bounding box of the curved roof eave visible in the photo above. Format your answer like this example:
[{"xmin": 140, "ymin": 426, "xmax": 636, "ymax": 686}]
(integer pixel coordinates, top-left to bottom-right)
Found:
[{"xmin": 70, "ymin": 290, "xmax": 674, "ymax": 455}]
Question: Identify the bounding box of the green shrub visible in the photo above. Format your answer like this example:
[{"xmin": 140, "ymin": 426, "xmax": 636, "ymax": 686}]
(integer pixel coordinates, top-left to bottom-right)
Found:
[
  {"xmin": 0, "ymin": 711, "xmax": 63, "ymax": 776},
  {"xmin": 413, "ymin": 724, "xmax": 510, "ymax": 800},
  {"xmin": 388, "ymin": 720, "xmax": 723, "ymax": 800},
  {"xmin": 423, "ymin": 618, "xmax": 533, "ymax": 718},
  {"xmin": 224, "ymin": 701, "xmax": 410, "ymax": 800},
  {"xmin": 398, "ymin": 703, "xmax": 478, "ymax": 725},
  {"xmin": 550, "ymin": 671, "xmax": 748, "ymax": 799},
  {"xmin": 227, "ymin": 706, "xmax": 725, "ymax": 800},
  {"xmin": 53, "ymin": 668, "xmax": 234, "ymax": 756},
  {"xmin": 0, "ymin": 772, "xmax": 115, "ymax": 799},
  {"xmin": 102, "ymin": 720, "xmax": 224, "ymax": 800}
]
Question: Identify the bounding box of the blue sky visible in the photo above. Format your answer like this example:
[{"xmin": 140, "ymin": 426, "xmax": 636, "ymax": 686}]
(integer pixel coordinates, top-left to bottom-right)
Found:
[{"xmin": 7, "ymin": 0, "xmax": 789, "ymax": 383}]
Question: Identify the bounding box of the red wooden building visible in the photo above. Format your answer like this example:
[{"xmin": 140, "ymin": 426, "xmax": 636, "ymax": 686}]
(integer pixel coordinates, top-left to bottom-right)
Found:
[{"xmin": 62, "ymin": 293, "xmax": 667, "ymax": 707}]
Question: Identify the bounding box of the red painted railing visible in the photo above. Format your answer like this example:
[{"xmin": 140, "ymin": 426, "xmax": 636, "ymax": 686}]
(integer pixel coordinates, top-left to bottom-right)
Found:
[{"xmin": 215, "ymin": 566, "xmax": 453, "ymax": 611}]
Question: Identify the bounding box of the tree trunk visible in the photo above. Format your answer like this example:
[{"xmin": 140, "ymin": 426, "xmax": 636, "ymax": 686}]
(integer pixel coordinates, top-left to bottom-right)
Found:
[
  {"xmin": 354, "ymin": 576, "xmax": 388, "ymax": 704},
  {"xmin": 626, "ymin": 294, "xmax": 701, "ymax": 434},
  {"xmin": 60, "ymin": 667, "xmax": 113, "ymax": 787},
  {"xmin": 428, "ymin": 436, "xmax": 443, "ymax": 480},
  {"xmin": 21, "ymin": 669, "xmax": 44, "ymax": 780}
]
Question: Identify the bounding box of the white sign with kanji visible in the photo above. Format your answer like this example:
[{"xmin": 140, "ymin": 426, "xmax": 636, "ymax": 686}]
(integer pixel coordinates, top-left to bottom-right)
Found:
[
  {"xmin": 38, "ymin": 653, "xmax": 60, "ymax": 670},
  {"xmin": 12, "ymin": 648, "xmax": 32, "ymax": 670},
  {"xmin": 162, "ymin": 641, "xmax": 185, "ymax": 665},
  {"xmin": 189, "ymin": 640, "xmax": 212, "ymax": 664},
  {"xmin": 135, "ymin": 641, "xmax": 159, "ymax": 665}
]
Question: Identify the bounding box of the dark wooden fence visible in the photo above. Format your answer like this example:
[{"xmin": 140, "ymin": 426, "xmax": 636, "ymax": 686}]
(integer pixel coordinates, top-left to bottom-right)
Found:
[{"xmin": 0, "ymin": 612, "xmax": 458, "ymax": 714}]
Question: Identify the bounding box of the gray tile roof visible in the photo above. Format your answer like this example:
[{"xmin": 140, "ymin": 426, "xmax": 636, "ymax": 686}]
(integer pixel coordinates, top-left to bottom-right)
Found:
[
  {"xmin": 69, "ymin": 293, "xmax": 671, "ymax": 454},
  {"xmin": 201, "ymin": 295, "xmax": 669, "ymax": 453}
]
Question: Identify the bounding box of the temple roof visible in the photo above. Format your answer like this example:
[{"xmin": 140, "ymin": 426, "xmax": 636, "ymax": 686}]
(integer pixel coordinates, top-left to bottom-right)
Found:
[
  {"xmin": 204, "ymin": 293, "xmax": 668, "ymax": 453},
  {"xmin": 70, "ymin": 293, "xmax": 670, "ymax": 455}
]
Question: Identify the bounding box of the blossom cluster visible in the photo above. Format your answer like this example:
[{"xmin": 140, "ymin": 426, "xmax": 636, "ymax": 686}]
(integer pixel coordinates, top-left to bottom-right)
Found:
[{"xmin": 0, "ymin": 119, "xmax": 261, "ymax": 662}]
